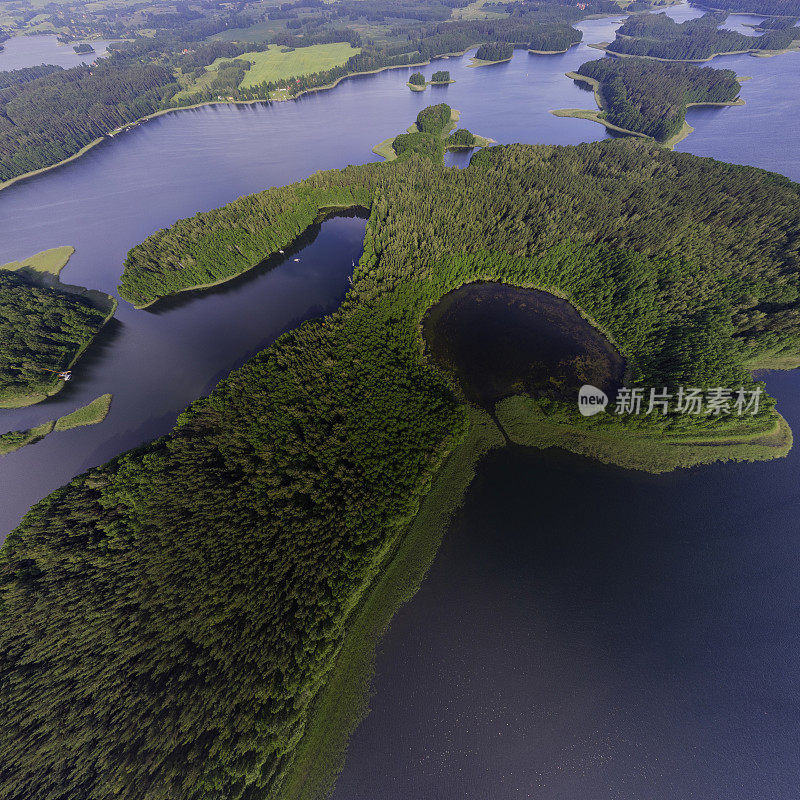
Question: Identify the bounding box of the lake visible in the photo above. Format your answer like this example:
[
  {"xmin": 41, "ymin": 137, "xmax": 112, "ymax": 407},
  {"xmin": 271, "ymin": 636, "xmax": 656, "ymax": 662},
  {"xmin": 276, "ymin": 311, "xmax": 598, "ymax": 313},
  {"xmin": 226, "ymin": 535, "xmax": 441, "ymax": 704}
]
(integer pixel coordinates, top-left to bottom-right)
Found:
[
  {"xmin": 0, "ymin": 7, "xmax": 798, "ymax": 798},
  {"xmin": 422, "ymin": 283, "xmax": 624, "ymax": 407},
  {"xmin": 0, "ymin": 33, "xmax": 119, "ymax": 70}
]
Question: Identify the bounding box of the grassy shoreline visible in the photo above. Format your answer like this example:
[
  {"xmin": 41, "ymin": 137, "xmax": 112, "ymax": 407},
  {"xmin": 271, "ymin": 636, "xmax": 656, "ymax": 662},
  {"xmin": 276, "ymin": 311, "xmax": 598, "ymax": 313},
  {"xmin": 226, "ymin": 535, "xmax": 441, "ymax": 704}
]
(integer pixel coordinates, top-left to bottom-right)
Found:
[
  {"xmin": 280, "ymin": 405, "xmax": 503, "ymax": 800},
  {"xmin": 276, "ymin": 267, "xmax": 795, "ymax": 797},
  {"xmin": 468, "ymin": 54, "xmax": 513, "ymax": 67},
  {"xmin": 1, "ymin": 393, "xmax": 113, "ymax": 455}
]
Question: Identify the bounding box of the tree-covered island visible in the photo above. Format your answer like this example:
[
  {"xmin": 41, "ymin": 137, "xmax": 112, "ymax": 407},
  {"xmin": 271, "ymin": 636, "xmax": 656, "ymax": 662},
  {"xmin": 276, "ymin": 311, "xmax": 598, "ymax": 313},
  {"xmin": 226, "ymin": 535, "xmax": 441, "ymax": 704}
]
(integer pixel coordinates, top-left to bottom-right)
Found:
[
  {"xmin": 3, "ymin": 117, "xmax": 800, "ymax": 800},
  {"xmin": 553, "ymin": 57, "xmax": 745, "ymax": 147}
]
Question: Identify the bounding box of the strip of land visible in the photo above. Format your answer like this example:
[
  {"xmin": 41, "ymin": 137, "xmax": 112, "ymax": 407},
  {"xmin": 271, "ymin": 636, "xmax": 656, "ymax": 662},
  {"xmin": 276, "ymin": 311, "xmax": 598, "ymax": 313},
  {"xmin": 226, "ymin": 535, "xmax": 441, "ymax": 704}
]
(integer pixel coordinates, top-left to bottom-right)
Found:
[{"xmin": 0, "ymin": 393, "xmax": 113, "ymax": 455}]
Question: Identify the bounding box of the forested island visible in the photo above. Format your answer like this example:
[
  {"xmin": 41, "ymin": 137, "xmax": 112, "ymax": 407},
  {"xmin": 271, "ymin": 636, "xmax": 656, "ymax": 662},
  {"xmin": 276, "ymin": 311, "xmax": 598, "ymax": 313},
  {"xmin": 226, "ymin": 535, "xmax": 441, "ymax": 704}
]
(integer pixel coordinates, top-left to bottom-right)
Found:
[
  {"xmin": 408, "ymin": 69, "xmax": 454, "ymax": 89},
  {"xmin": 604, "ymin": 11, "xmax": 800, "ymax": 60},
  {"xmin": 72, "ymin": 43, "xmax": 95, "ymax": 54},
  {"xmin": 554, "ymin": 57, "xmax": 743, "ymax": 145},
  {"xmin": 0, "ymin": 247, "xmax": 116, "ymax": 407},
  {"xmin": 3, "ymin": 133, "xmax": 800, "ymax": 800},
  {"xmin": 408, "ymin": 71, "xmax": 428, "ymax": 90},
  {"xmin": 0, "ymin": 0, "xmax": 604, "ymax": 185}
]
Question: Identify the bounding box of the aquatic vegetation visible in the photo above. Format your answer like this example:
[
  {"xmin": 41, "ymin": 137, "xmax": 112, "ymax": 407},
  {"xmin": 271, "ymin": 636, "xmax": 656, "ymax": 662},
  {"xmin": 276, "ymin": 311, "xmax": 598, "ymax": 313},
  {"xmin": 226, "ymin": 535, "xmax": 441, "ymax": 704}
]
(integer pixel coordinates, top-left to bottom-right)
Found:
[{"xmin": 4, "ymin": 135, "xmax": 800, "ymax": 800}]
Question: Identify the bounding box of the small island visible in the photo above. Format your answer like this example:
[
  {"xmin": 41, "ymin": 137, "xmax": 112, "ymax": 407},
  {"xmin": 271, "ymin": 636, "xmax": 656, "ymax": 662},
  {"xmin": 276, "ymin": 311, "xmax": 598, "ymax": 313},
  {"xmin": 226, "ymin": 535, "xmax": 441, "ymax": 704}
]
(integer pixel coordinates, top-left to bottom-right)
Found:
[
  {"xmin": 0, "ymin": 393, "xmax": 113, "ymax": 456},
  {"xmin": 407, "ymin": 70, "xmax": 454, "ymax": 91},
  {"xmin": 372, "ymin": 103, "xmax": 494, "ymax": 161},
  {"xmin": 469, "ymin": 42, "xmax": 514, "ymax": 67},
  {"xmin": 0, "ymin": 247, "xmax": 117, "ymax": 408},
  {"xmin": 552, "ymin": 57, "xmax": 745, "ymax": 148},
  {"xmin": 72, "ymin": 43, "xmax": 95, "ymax": 54},
  {"xmin": 407, "ymin": 72, "xmax": 427, "ymax": 91}
]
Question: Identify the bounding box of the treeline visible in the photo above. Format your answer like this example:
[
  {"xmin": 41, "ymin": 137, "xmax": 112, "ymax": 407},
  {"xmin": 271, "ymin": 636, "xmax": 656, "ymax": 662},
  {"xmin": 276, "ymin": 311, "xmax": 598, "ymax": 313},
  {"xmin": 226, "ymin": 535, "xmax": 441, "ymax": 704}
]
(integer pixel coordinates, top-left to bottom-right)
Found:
[
  {"xmin": 608, "ymin": 11, "xmax": 800, "ymax": 59},
  {"xmin": 119, "ymin": 165, "xmax": 383, "ymax": 306},
  {"xmin": 173, "ymin": 17, "xmax": 585, "ymax": 106},
  {"xmin": 0, "ymin": 60, "xmax": 178, "ymax": 182},
  {"xmin": 0, "ymin": 64, "xmax": 63, "ymax": 90},
  {"xmin": 528, "ymin": 22, "xmax": 582, "ymax": 50},
  {"xmin": 0, "ymin": 271, "xmax": 107, "ymax": 402},
  {"xmin": 695, "ymin": 0, "xmax": 800, "ymax": 14},
  {"xmin": 476, "ymin": 41, "xmax": 514, "ymax": 60},
  {"xmin": 416, "ymin": 103, "xmax": 452, "ymax": 132},
  {"xmin": 4, "ymin": 140, "xmax": 800, "ymax": 800},
  {"xmin": 753, "ymin": 15, "xmax": 799, "ymax": 28},
  {"xmin": 431, "ymin": 69, "xmax": 451, "ymax": 81},
  {"xmin": 411, "ymin": 16, "xmax": 584, "ymax": 59},
  {"xmin": 577, "ymin": 57, "xmax": 741, "ymax": 140}
]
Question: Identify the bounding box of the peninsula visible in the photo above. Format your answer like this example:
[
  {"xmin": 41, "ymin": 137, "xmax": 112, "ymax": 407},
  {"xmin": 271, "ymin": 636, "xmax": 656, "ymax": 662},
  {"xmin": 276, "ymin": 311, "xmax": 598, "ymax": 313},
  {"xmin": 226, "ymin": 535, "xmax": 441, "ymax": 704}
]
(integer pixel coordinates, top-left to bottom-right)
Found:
[
  {"xmin": 0, "ymin": 247, "xmax": 117, "ymax": 407},
  {"xmin": 552, "ymin": 57, "xmax": 745, "ymax": 147}
]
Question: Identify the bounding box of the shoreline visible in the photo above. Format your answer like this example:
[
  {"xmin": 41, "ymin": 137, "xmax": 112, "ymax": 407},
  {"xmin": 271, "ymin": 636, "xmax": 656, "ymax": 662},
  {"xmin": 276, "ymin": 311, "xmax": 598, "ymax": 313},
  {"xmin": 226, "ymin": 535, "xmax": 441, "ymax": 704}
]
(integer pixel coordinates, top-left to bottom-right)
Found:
[
  {"xmin": 0, "ymin": 247, "xmax": 118, "ymax": 408},
  {"xmin": 131, "ymin": 203, "xmax": 368, "ymax": 309},
  {"xmin": 371, "ymin": 109, "xmax": 494, "ymax": 163},
  {"xmin": 528, "ymin": 40, "xmax": 581, "ymax": 55},
  {"xmin": 552, "ymin": 71, "xmax": 745, "ymax": 150},
  {"xmin": 0, "ymin": 58, "xmax": 439, "ymax": 195},
  {"xmin": 277, "ymin": 268, "xmax": 795, "ymax": 796},
  {"xmin": 591, "ymin": 41, "xmax": 800, "ymax": 63},
  {"xmin": 467, "ymin": 54, "xmax": 512, "ymax": 68}
]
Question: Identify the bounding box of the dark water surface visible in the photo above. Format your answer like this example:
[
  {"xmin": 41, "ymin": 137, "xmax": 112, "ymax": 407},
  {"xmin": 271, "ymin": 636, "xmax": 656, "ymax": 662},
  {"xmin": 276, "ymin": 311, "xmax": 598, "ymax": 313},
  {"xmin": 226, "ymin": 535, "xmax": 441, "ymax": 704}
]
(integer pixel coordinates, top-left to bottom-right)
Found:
[
  {"xmin": 332, "ymin": 370, "xmax": 800, "ymax": 800},
  {"xmin": 0, "ymin": 7, "xmax": 799, "ymax": 798},
  {"xmin": 423, "ymin": 283, "xmax": 624, "ymax": 406}
]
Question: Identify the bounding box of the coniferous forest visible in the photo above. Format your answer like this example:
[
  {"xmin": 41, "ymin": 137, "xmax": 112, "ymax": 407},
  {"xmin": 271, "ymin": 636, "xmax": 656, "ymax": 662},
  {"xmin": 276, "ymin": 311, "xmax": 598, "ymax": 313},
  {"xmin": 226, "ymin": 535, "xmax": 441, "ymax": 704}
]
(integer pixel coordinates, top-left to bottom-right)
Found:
[
  {"xmin": 0, "ymin": 271, "xmax": 109, "ymax": 404},
  {"xmin": 576, "ymin": 57, "xmax": 742, "ymax": 141},
  {"xmin": 3, "ymin": 133, "xmax": 800, "ymax": 800},
  {"xmin": 607, "ymin": 11, "xmax": 800, "ymax": 60}
]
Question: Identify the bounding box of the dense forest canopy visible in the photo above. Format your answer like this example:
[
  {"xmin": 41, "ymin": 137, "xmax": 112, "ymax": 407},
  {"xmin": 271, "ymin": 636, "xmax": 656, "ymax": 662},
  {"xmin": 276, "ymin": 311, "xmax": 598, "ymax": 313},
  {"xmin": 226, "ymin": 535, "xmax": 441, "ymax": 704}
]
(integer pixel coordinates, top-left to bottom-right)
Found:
[
  {"xmin": 447, "ymin": 127, "xmax": 477, "ymax": 146},
  {"xmin": 4, "ymin": 138, "xmax": 800, "ymax": 800},
  {"xmin": 0, "ymin": 60, "xmax": 178, "ymax": 182},
  {"xmin": 576, "ymin": 57, "xmax": 741, "ymax": 141},
  {"xmin": 475, "ymin": 41, "xmax": 514, "ymax": 60},
  {"xmin": 608, "ymin": 11, "xmax": 800, "ymax": 59},
  {"xmin": 0, "ymin": 271, "xmax": 108, "ymax": 403}
]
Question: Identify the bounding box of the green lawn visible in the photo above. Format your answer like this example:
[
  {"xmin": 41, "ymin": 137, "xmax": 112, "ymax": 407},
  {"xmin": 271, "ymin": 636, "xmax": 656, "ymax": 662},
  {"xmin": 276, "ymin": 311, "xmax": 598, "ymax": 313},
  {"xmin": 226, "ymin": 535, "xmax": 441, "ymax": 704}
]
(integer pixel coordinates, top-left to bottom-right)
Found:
[
  {"xmin": 175, "ymin": 43, "xmax": 361, "ymax": 101},
  {"xmin": 1, "ymin": 246, "xmax": 74, "ymax": 277},
  {"xmin": 239, "ymin": 43, "xmax": 360, "ymax": 88},
  {"xmin": 54, "ymin": 393, "xmax": 112, "ymax": 431}
]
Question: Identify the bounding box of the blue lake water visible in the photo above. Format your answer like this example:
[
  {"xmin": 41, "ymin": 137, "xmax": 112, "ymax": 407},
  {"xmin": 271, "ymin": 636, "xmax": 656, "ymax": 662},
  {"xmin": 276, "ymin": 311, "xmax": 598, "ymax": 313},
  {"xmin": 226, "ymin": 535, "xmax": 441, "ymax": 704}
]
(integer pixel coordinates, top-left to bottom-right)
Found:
[
  {"xmin": 0, "ymin": 33, "xmax": 119, "ymax": 70},
  {"xmin": 0, "ymin": 8, "xmax": 798, "ymax": 798}
]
